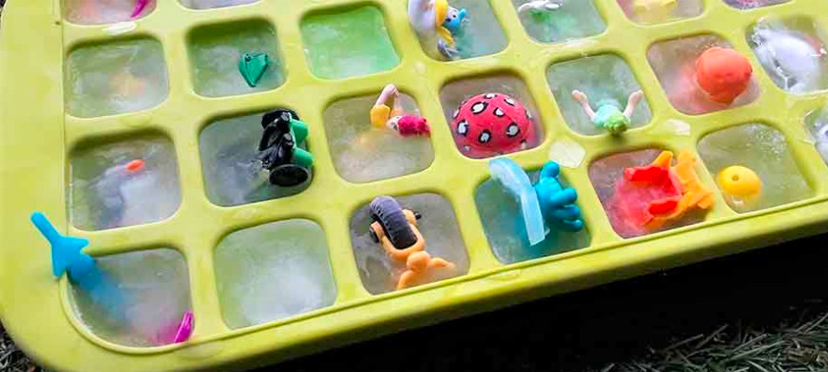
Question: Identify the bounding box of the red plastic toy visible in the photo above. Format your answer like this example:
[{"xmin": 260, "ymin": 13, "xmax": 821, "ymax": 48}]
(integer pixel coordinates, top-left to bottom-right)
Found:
[
  {"xmin": 451, "ymin": 93, "xmax": 537, "ymax": 158},
  {"xmin": 695, "ymin": 47, "xmax": 753, "ymax": 105}
]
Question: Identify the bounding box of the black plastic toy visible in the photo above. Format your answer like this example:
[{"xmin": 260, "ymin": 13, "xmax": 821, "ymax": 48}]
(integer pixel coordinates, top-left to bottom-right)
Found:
[{"xmin": 258, "ymin": 109, "xmax": 314, "ymax": 187}]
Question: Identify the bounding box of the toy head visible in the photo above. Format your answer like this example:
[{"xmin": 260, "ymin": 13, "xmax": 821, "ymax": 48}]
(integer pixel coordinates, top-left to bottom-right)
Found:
[
  {"xmin": 451, "ymin": 93, "xmax": 536, "ymax": 158},
  {"xmin": 443, "ymin": 7, "xmax": 467, "ymax": 33},
  {"xmin": 407, "ymin": 251, "xmax": 432, "ymax": 272},
  {"xmin": 695, "ymin": 47, "xmax": 753, "ymax": 104}
]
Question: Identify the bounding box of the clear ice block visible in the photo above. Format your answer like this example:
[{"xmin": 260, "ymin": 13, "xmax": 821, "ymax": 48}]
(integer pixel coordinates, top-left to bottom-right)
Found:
[
  {"xmin": 301, "ymin": 6, "xmax": 400, "ymax": 80},
  {"xmin": 179, "ymin": 0, "xmax": 258, "ymax": 10},
  {"xmin": 69, "ymin": 137, "xmax": 181, "ymax": 231},
  {"xmin": 616, "ymin": 0, "xmax": 703, "ymax": 25},
  {"xmin": 214, "ymin": 219, "xmax": 337, "ymax": 329},
  {"xmin": 415, "ymin": 0, "xmax": 507, "ymax": 60},
  {"xmin": 64, "ymin": 0, "xmax": 156, "ymax": 25},
  {"xmin": 723, "ymin": 0, "xmax": 789, "ymax": 9},
  {"xmin": 65, "ymin": 38, "xmax": 169, "ymax": 118},
  {"xmin": 805, "ymin": 106, "xmax": 828, "ymax": 163},
  {"xmin": 547, "ymin": 54, "xmax": 653, "ymax": 136},
  {"xmin": 511, "ymin": 0, "xmax": 606, "ymax": 44},
  {"xmin": 647, "ymin": 35, "xmax": 760, "ymax": 115},
  {"xmin": 349, "ymin": 194, "xmax": 470, "ymax": 294},
  {"xmin": 589, "ymin": 149, "xmax": 709, "ymax": 238},
  {"xmin": 188, "ymin": 21, "xmax": 285, "ymax": 97},
  {"xmin": 70, "ymin": 248, "xmax": 191, "ymax": 347},
  {"xmin": 476, "ymin": 169, "xmax": 590, "ymax": 265},
  {"xmin": 748, "ymin": 17, "xmax": 828, "ymax": 94},
  {"xmin": 440, "ymin": 74, "xmax": 544, "ymax": 159},
  {"xmin": 698, "ymin": 123, "xmax": 812, "ymax": 213},
  {"xmin": 323, "ymin": 93, "xmax": 434, "ymax": 183},
  {"xmin": 200, "ymin": 112, "xmax": 311, "ymax": 207}
]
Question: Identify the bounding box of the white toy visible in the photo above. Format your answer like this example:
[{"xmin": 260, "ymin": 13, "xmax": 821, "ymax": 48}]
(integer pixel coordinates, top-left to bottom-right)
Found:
[
  {"xmin": 518, "ymin": 0, "xmax": 563, "ymax": 14},
  {"xmin": 408, "ymin": 0, "xmax": 466, "ymax": 59},
  {"xmin": 752, "ymin": 28, "xmax": 827, "ymax": 93}
]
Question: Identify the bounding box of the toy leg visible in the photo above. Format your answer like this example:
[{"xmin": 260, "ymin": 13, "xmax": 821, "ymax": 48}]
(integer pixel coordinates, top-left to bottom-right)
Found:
[
  {"xmin": 291, "ymin": 119, "xmax": 309, "ymax": 144},
  {"xmin": 546, "ymin": 188, "xmax": 578, "ymax": 208},
  {"xmin": 376, "ymin": 84, "xmax": 399, "ymax": 107},
  {"xmin": 539, "ymin": 161, "xmax": 561, "ymax": 179},
  {"xmin": 623, "ymin": 90, "xmax": 644, "ymax": 118},
  {"xmin": 571, "ymin": 90, "xmax": 597, "ymax": 120},
  {"xmin": 293, "ymin": 148, "xmax": 314, "ymax": 168}
]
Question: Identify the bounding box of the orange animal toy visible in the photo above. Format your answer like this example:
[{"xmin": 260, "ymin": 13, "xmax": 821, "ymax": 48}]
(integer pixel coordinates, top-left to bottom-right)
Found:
[{"xmin": 695, "ymin": 47, "xmax": 753, "ymax": 105}]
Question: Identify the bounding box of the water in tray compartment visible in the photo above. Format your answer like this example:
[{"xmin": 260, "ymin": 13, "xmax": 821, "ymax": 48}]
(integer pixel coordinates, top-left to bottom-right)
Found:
[
  {"xmin": 214, "ymin": 219, "xmax": 337, "ymax": 329},
  {"xmin": 65, "ymin": 38, "xmax": 169, "ymax": 118},
  {"xmin": 188, "ymin": 21, "xmax": 285, "ymax": 97},
  {"xmin": 323, "ymin": 93, "xmax": 434, "ymax": 183},
  {"xmin": 806, "ymin": 106, "xmax": 828, "ymax": 164},
  {"xmin": 179, "ymin": 0, "xmax": 258, "ymax": 9},
  {"xmin": 476, "ymin": 170, "xmax": 590, "ymax": 265},
  {"xmin": 547, "ymin": 54, "xmax": 652, "ymax": 136},
  {"xmin": 511, "ymin": 0, "xmax": 606, "ymax": 44},
  {"xmin": 647, "ymin": 35, "xmax": 760, "ymax": 115},
  {"xmin": 69, "ymin": 137, "xmax": 181, "ymax": 231},
  {"xmin": 350, "ymin": 194, "xmax": 469, "ymax": 294},
  {"xmin": 70, "ymin": 249, "xmax": 191, "ymax": 347},
  {"xmin": 698, "ymin": 123, "xmax": 812, "ymax": 213},
  {"xmin": 301, "ymin": 6, "xmax": 400, "ymax": 80},
  {"xmin": 200, "ymin": 112, "xmax": 311, "ymax": 207},
  {"xmin": 616, "ymin": 0, "xmax": 702, "ymax": 25},
  {"xmin": 723, "ymin": 0, "xmax": 789, "ymax": 9},
  {"xmin": 748, "ymin": 17, "xmax": 828, "ymax": 94},
  {"xmin": 64, "ymin": 0, "xmax": 156, "ymax": 25}
]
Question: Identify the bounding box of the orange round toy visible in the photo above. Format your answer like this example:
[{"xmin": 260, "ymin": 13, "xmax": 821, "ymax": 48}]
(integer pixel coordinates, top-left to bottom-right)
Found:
[{"xmin": 695, "ymin": 47, "xmax": 753, "ymax": 105}]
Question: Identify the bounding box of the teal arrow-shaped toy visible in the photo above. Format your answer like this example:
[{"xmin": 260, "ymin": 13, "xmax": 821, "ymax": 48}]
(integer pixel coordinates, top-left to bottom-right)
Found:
[{"xmin": 239, "ymin": 53, "xmax": 270, "ymax": 88}]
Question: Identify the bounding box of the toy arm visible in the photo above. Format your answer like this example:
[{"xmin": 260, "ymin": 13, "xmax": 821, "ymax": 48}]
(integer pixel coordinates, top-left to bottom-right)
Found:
[
  {"xmin": 375, "ymin": 84, "xmax": 399, "ymax": 107},
  {"xmin": 539, "ymin": 161, "xmax": 561, "ymax": 179},
  {"xmin": 571, "ymin": 90, "xmax": 597, "ymax": 120},
  {"xmin": 623, "ymin": 90, "xmax": 644, "ymax": 118},
  {"xmin": 291, "ymin": 119, "xmax": 309, "ymax": 144},
  {"xmin": 429, "ymin": 257, "xmax": 455, "ymax": 270},
  {"xmin": 396, "ymin": 271, "xmax": 416, "ymax": 290}
]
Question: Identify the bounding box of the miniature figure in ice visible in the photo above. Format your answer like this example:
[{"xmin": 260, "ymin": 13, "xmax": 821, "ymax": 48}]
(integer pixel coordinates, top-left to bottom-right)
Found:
[
  {"xmin": 571, "ymin": 90, "xmax": 644, "ymax": 135},
  {"xmin": 131, "ymin": 0, "xmax": 150, "ymax": 18},
  {"xmin": 489, "ymin": 159, "xmax": 583, "ymax": 246},
  {"xmin": 370, "ymin": 84, "xmax": 431, "ymax": 137},
  {"xmin": 408, "ymin": 0, "xmax": 467, "ymax": 59},
  {"xmin": 258, "ymin": 109, "xmax": 314, "ymax": 187},
  {"xmin": 238, "ymin": 53, "xmax": 270, "ymax": 88},
  {"xmin": 695, "ymin": 47, "xmax": 753, "ymax": 105},
  {"xmin": 717, "ymin": 165, "xmax": 762, "ymax": 212},
  {"xmin": 750, "ymin": 27, "xmax": 827, "ymax": 93},
  {"xmin": 368, "ymin": 196, "xmax": 455, "ymax": 289},
  {"xmin": 452, "ymin": 93, "xmax": 537, "ymax": 158},
  {"xmin": 535, "ymin": 162, "xmax": 585, "ymax": 232},
  {"xmin": 632, "ymin": 0, "xmax": 677, "ymax": 23},
  {"xmin": 518, "ymin": 0, "xmax": 564, "ymax": 14},
  {"xmin": 156, "ymin": 311, "xmax": 194, "ymax": 345},
  {"xmin": 607, "ymin": 151, "xmax": 714, "ymax": 236},
  {"xmin": 94, "ymin": 159, "xmax": 147, "ymax": 229}
]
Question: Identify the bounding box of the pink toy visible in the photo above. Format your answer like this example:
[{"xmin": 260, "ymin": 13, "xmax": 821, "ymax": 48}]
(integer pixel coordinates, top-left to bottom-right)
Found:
[{"xmin": 131, "ymin": 0, "xmax": 149, "ymax": 18}]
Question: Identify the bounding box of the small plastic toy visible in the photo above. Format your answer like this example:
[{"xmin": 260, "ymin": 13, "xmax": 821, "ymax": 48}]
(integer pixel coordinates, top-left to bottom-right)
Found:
[
  {"xmin": 571, "ymin": 90, "xmax": 644, "ymax": 135},
  {"xmin": 815, "ymin": 118, "xmax": 828, "ymax": 162},
  {"xmin": 535, "ymin": 162, "xmax": 585, "ymax": 232},
  {"xmin": 489, "ymin": 159, "xmax": 584, "ymax": 246},
  {"xmin": 239, "ymin": 53, "xmax": 270, "ymax": 88},
  {"xmin": 370, "ymin": 84, "xmax": 431, "ymax": 137},
  {"xmin": 751, "ymin": 28, "xmax": 827, "ymax": 93},
  {"xmin": 368, "ymin": 196, "xmax": 454, "ymax": 289},
  {"xmin": 397, "ymin": 251, "xmax": 455, "ymax": 290},
  {"xmin": 489, "ymin": 158, "xmax": 546, "ymax": 245},
  {"xmin": 131, "ymin": 0, "xmax": 149, "ymax": 18},
  {"xmin": 518, "ymin": 0, "xmax": 563, "ymax": 14},
  {"xmin": 718, "ymin": 165, "xmax": 762, "ymax": 210},
  {"xmin": 159, "ymin": 311, "xmax": 194, "ymax": 344},
  {"xmin": 631, "ymin": 0, "xmax": 677, "ymax": 23},
  {"xmin": 31, "ymin": 212, "xmax": 100, "ymax": 288},
  {"xmin": 452, "ymin": 93, "xmax": 537, "ymax": 158},
  {"xmin": 95, "ymin": 159, "xmax": 146, "ymax": 229},
  {"xmin": 608, "ymin": 151, "xmax": 714, "ymax": 235},
  {"xmin": 695, "ymin": 47, "xmax": 753, "ymax": 105},
  {"xmin": 258, "ymin": 109, "xmax": 314, "ymax": 187},
  {"xmin": 408, "ymin": 0, "xmax": 467, "ymax": 59}
]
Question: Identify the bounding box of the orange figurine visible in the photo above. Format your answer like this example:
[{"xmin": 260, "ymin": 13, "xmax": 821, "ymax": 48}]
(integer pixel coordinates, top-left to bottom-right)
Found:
[
  {"xmin": 396, "ymin": 251, "xmax": 456, "ymax": 290},
  {"xmin": 646, "ymin": 151, "xmax": 715, "ymax": 230},
  {"xmin": 695, "ymin": 47, "xmax": 753, "ymax": 105}
]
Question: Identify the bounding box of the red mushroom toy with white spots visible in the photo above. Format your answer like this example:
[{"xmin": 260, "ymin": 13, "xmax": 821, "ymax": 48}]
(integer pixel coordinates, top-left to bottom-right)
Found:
[{"xmin": 451, "ymin": 93, "xmax": 537, "ymax": 158}]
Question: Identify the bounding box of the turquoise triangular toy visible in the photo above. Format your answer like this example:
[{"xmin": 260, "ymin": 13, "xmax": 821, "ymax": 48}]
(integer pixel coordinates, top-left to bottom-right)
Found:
[{"xmin": 239, "ymin": 53, "xmax": 270, "ymax": 88}]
